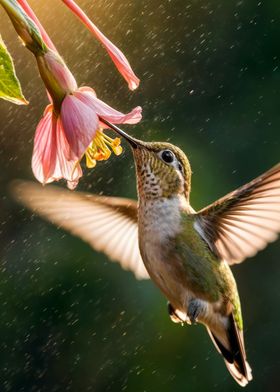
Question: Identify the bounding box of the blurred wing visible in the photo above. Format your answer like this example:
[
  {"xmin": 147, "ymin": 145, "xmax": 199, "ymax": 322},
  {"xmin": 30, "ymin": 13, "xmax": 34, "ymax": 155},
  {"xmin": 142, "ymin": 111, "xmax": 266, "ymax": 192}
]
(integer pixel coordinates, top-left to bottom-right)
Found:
[
  {"xmin": 11, "ymin": 181, "xmax": 149, "ymax": 280},
  {"xmin": 195, "ymin": 164, "xmax": 280, "ymax": 265}
]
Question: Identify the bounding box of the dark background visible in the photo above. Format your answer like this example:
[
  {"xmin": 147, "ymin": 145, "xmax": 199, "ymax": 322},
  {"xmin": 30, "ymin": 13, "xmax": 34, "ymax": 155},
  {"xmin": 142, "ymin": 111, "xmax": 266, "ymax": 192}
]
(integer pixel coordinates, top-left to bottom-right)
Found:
[{"xmin": 0, "ymin": 0, "xmax": 280, "ymax": 391}]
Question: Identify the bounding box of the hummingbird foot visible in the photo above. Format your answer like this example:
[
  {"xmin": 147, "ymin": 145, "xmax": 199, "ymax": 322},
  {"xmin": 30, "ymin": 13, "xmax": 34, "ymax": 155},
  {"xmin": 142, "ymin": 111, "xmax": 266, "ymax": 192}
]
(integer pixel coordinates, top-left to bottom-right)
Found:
[
  {"xmin": 187, "ymin": 299, "xmax": 208, "ymax": 325},
  {"xmin": 167, "ymin": 302, "xmax": 185, "ymax": 325}
]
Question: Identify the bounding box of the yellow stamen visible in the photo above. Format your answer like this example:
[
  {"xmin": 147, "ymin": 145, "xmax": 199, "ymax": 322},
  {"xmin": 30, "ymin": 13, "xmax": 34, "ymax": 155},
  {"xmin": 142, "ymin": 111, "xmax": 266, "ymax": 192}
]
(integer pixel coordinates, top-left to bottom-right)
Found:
[
  {"xmin": 85, "ymin": 151, "xmax": 97, "ymax": 168},
  {"xmin": 85, "ymin": 129, "xmax": 123, "ymax": 169}
]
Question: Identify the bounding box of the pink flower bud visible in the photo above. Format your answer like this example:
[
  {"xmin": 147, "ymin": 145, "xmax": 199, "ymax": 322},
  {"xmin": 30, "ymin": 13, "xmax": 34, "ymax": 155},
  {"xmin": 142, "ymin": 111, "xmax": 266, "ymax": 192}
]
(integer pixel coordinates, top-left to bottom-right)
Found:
[{"xmin": 61, "ymin": 0, "xmax": 140, "ymax": 90}]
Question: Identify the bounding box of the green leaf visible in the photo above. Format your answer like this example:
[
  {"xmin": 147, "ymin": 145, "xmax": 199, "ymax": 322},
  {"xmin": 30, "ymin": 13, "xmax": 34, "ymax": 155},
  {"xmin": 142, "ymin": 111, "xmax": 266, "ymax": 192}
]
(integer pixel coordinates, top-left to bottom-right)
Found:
[{"xmin": 0, "ymin": 35, "xmax": 28, "ymax": 105}]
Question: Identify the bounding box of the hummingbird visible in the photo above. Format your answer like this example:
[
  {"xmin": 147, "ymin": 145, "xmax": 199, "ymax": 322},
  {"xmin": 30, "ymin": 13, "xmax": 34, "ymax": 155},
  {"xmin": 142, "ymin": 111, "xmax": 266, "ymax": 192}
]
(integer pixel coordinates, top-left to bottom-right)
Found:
[{"xmin": 12, "ymin": 123, "xmax": 280, "ymax": 387}]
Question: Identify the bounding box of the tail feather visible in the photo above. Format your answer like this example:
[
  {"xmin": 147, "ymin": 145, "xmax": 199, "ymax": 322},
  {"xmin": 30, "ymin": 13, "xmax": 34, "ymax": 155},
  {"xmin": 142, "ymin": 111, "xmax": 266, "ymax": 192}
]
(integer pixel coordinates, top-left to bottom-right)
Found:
[{"xmin": 207, "ymin": 313, "xmax": 252, "ymax": 387}]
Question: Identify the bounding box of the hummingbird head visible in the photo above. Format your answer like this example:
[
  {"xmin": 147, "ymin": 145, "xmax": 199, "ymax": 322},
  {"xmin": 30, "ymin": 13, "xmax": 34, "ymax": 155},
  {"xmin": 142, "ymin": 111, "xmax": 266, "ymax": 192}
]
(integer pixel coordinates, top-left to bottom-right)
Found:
[
  {"xmin": 131, "ymin": 140, "xmax": 192, "ymax": 201},
  {"xmin": 102, "ymin": 120, "xmax": 192, "ymax": 201}
]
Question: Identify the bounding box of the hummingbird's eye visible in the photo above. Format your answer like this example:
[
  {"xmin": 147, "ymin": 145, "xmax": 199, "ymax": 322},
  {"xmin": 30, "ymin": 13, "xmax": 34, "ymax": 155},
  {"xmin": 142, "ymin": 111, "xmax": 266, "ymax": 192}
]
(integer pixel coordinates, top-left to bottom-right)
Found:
[{"xmin": 160, "ymin": 150, "xmax": 175, "ymax": 164}]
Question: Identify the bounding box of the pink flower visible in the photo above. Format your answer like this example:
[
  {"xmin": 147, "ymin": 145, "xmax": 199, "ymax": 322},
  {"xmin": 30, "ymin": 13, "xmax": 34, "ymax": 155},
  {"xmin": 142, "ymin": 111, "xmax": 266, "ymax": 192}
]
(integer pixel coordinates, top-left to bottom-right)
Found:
[
  {"xmin": 13, "ymin": 0, "xmax": 142, "ymax": 188},
  {"xmin": 32, "ymin": 84, "xmax": 142, "ymax": 189},
  {"xmin": 60, "ymin": 86, "xmax": 141, "ymax": 159}
]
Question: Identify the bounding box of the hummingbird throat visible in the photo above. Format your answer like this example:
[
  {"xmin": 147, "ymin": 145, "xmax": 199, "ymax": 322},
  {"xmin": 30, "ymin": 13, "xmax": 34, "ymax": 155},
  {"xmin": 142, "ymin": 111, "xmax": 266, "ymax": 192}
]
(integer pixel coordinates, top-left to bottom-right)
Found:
[{"xmin": 135, "ymin": 156, "xmax": 186, "ymax": 200}]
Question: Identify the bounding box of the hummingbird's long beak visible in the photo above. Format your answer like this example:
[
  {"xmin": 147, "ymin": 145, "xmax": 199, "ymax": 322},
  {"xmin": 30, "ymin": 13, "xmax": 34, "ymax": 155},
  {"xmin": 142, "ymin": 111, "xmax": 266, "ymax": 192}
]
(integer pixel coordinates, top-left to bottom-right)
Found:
[{"xmin": 100, "ymin": 118, "xmax": 140, "ymax": 149}]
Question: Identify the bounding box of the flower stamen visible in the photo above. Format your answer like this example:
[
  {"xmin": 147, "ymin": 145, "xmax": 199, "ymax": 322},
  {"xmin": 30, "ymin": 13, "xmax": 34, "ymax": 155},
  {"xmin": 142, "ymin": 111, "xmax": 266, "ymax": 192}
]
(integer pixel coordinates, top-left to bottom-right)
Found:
[{"xmin": 85, "ymin": 129, "xmax": 123, "ymax": 169}]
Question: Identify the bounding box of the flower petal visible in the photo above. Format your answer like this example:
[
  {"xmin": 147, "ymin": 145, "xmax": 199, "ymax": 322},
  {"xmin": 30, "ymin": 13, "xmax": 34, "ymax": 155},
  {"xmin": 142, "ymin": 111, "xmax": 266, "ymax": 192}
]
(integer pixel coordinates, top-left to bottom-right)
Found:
[
  {"xmin": 54, "ymin": 117, "xmax": 83, "ymax": 189},
  {"xmin": 32, "ymin": 105, "xmax": 57, "ymax": 184},
  {"xmin": 61, "ymin": 0, "xmax": 140, "ymax": 90},
  {"xmin": 60, "ymin": 93, "xmax": 99, "ymax": 159},
  {"xmin": 32, "ymin": 106, "xmax": 82, "ymax": 188},
  {"xmin": 99, "ymin": 104, "xmax": 142, "ymax": 126},
  {"xmin": 74, "ymin": 88, "xmax": 142, "ymax": 126}
]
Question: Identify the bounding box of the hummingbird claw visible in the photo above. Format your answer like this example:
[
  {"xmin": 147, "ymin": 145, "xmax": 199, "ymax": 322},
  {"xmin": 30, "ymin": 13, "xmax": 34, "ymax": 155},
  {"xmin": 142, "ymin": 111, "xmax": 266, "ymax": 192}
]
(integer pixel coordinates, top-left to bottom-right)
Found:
[{"xmin": 167, "ymin": 302, "xmax": 184, "ymax": 324}]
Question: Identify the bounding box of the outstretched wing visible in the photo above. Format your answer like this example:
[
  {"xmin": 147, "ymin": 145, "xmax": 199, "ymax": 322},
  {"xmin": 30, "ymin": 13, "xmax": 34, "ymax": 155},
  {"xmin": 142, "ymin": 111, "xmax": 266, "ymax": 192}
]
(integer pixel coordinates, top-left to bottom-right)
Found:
[
  {"xmin": 11, "ymin": 181, "xmax": 149, "ymax": 280},
  {"xmin": 194, "ymin": 164, "xmax": 280, "ymax": 265}
]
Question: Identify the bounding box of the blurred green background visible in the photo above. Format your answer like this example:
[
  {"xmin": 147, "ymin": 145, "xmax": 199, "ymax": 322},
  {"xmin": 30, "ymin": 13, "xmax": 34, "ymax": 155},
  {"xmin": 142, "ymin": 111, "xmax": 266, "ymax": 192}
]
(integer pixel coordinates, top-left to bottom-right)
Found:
[{"xmin": 0, "ymin": 0, "xmax": 280, "ymax": 391}]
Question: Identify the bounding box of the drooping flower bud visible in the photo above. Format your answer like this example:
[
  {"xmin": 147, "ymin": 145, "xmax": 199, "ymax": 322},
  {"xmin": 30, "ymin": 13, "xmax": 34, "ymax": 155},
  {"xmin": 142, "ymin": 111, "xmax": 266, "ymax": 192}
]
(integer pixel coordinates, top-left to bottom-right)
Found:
[{"xmin": 61, "ymin": 0, "xmax": 140, "ymax": 90}]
